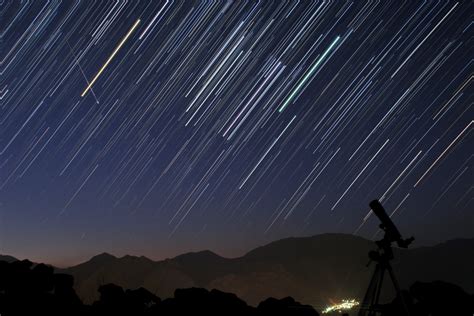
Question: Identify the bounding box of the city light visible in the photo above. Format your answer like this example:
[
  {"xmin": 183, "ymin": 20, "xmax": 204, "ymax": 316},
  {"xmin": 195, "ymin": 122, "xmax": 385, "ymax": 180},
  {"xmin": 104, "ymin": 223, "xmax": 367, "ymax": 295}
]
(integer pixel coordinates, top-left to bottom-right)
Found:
[{"xmin": 322, "ymin": 299, "xmax": 360, "ymax": 314}]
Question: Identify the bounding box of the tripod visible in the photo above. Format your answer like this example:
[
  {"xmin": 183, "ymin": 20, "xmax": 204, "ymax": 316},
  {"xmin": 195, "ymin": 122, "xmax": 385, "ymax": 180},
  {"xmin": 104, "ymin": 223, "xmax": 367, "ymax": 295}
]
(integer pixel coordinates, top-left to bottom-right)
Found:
[{"xmin": 358, "ymin": 246, "xmax": 409, "ymax": 316}]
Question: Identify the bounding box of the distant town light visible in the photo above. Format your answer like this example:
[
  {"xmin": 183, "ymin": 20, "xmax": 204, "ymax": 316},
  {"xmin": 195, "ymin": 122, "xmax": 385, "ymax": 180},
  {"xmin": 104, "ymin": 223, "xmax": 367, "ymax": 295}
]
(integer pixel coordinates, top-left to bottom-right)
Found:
[{"xmin": 322, "ymin": 299, "xmax": 360, "ymax": 314}]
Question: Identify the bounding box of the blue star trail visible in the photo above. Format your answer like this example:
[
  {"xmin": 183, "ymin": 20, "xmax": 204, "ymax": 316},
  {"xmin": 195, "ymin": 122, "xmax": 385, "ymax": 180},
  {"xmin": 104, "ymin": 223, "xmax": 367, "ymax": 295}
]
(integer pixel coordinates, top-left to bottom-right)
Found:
[{"xmin": 0, "ymin": 0, "xmax": 472, "ymax": 265}]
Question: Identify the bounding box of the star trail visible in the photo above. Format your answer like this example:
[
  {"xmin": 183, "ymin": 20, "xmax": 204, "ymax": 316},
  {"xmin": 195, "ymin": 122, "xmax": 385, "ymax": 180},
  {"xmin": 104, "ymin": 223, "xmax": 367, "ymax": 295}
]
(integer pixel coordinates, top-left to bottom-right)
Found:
[{"xmin": 0, "ymin": 0, "xmax": 472, "ymax": 265}]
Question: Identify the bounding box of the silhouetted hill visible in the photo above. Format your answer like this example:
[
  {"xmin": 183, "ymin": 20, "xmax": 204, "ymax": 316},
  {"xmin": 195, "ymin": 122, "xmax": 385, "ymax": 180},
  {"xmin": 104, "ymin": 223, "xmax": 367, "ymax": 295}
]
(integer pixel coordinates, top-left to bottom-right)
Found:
[
  {"xmin": 5, "ymin": 234, "xmax": 473, "ymax": 308},
  {"xmin": 89, "ymin": 252, "xmax": 117, "ymax": 263},
  {"xmin": 171, "ymin": 250, "xmax": 234, "ymax": 285},
  {"xmin": 2, "ymin": 257, "xmax": 472, "ymax": 316},
  {"xmin": 62, "ymin": 252, "xmax": 160, "ymax": 303},
  {"xmin": 0, "ymin": 259, "xmax": 322, "ymax": 316},
  {"xmin": 0, "ymin": 255, "xmax": 18, "ymax": 263},
  {"xmin": 396, "ymin": 238, "xmax": 474, "ymax": 294},
  {"xmin": 222, "ymin": 234, "xmax": 374, "ymax": 307}
]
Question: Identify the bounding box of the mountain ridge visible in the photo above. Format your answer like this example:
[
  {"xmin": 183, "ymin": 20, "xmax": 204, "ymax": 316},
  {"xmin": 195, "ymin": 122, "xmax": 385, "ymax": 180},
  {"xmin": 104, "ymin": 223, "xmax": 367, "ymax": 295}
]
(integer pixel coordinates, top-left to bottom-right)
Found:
[
  {"xmin": 2, "ymin": 233, "xmax": 473, "ymax": 308},
  {"xmin": 7, "ymin": 233, "xmax": 462, "ymax": 268}
]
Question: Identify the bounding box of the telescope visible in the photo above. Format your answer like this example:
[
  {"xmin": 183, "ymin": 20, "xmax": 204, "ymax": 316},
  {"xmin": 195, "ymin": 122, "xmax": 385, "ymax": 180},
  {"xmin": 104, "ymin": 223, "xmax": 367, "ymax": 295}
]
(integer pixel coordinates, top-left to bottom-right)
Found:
[
  {"xmin": 369, "ymin": 200, "xmax": 414, "ymax": 249},
  {"xmin": 358, "ymin": 200, "xmax": 415, "ymax": 316}
]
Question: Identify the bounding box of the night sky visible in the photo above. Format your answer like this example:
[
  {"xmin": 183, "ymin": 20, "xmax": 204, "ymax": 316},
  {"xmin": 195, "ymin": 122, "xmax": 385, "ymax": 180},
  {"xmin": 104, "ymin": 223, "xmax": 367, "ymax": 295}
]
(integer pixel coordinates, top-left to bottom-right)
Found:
[{"xmin": 1, "ymin": 1, "xmax": 472, "ymax": 267}]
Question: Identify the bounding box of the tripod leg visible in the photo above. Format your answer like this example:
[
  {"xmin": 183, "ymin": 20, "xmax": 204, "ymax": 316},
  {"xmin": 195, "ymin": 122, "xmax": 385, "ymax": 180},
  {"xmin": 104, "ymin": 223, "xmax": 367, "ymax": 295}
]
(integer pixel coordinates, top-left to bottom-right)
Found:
[
  {"xmin": 358, "ymin": 264, "xmax": 383, "ymax": 316},
  {"xmin": 386, "ymin": 265, "xmax": 410, "ymax": 316},
  {"xmin": 373, "ymin": 265, "xmax": 385, "ymax": 313}
]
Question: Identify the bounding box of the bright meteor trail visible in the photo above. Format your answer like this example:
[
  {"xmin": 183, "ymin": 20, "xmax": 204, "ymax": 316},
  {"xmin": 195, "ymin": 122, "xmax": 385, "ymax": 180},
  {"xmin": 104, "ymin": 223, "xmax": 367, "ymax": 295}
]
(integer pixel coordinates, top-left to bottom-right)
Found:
[
  {"xmin": 81, "ymin": 19, "xmax": 141, "ymax": 97},
  {"xmin": 279, "ymin": 36, "xmax": 341, "ymax": 112}
]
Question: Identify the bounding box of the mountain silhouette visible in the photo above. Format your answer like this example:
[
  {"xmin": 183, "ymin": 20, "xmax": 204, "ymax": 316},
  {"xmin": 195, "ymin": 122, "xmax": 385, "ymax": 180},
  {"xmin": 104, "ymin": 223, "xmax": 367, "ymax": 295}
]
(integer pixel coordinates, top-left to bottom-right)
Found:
[
  {"xmin": 45, "ymin": 233, "xmax": 474, "ymax": 308},
  {"xmin": 0, "ymin": 255, "xmax": 18, "ymax": 263},
  {"xmin": 1, "ymin": 256, "xmax": 472, "ymax": 316},
  {"xmin": 0, "ymin": 258, "xmax": 322, "ymax": 316}
]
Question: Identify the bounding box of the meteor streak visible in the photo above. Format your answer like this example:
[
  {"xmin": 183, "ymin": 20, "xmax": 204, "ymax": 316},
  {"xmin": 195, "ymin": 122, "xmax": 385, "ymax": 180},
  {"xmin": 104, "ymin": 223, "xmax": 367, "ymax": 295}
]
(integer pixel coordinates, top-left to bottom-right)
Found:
[
  {"xmin": 279, "ymin": 36, "xmax": 341, "ymax": 112},
  {"xmin": 81, "ymin": 19, "xmax": 141, "ymax": 97}
]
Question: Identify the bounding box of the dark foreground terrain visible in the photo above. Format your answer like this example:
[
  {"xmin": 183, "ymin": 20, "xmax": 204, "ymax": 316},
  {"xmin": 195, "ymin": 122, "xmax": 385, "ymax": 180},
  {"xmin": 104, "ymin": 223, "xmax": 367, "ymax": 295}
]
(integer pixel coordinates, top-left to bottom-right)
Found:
[
  {"xmin": 0, "ymin": 258, "xmax": 473, "ymax": 316},
  {"xmin": 61, "ymin": 234, "xmax": 474, "ymax": 306}
]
